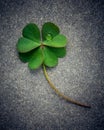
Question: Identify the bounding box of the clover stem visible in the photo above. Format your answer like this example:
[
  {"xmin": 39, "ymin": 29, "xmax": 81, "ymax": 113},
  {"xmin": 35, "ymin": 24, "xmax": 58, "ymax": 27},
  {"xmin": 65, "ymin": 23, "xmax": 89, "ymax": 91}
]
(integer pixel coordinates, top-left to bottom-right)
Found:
[
  {"xmin": 43, "ymin": 64, "xmax": 91, "ymax": 108},
  {"xmin": 40, "ymin": 43, "xmax": 44, "ymax": 48}
]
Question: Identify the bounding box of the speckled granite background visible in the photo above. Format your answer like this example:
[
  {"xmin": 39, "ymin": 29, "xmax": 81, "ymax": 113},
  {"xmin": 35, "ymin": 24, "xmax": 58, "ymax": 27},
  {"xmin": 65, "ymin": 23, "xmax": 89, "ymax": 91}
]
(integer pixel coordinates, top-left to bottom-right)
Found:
[{"xmin": 0, "ymin": 0, "xmax": 104, "ymax": 130}]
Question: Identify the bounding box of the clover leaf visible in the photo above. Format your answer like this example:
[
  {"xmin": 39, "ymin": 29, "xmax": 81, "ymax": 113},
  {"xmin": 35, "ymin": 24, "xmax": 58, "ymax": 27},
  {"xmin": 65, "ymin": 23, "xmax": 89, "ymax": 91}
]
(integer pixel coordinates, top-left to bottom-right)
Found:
[
  {"xmin": 17, "ymin": 22, "xmax": 67, "ymax": 69},
  {"xmin": 17, "ymin": 22, "xmax": 91, "ymax": 108}
]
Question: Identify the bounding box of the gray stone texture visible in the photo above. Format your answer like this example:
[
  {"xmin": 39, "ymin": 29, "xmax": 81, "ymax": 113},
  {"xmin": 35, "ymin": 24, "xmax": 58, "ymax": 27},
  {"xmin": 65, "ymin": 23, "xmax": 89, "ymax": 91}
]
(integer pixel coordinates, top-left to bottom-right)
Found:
[{"xmin": 0, "ymin": 0, "xmax": 104, "ymax": 130}]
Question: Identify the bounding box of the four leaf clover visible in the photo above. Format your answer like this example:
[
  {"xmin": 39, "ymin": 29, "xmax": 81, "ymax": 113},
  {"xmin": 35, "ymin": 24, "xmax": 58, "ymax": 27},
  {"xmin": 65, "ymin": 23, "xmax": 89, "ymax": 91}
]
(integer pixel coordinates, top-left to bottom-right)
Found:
[
  {"xmin": 17, "ymin": 22, "xmax": 67, "ymax": 69},
  {"xmin": 16, "ymin": 22, "xmax": 91, "ymax": 108}
]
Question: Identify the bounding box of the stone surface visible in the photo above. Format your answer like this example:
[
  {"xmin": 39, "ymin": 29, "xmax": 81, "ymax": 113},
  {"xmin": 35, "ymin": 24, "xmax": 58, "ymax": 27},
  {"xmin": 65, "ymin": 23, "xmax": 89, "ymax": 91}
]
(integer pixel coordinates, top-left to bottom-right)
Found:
[{"xmin": 0, "ymin": 0, "xmax": 104, "ymax": 130}]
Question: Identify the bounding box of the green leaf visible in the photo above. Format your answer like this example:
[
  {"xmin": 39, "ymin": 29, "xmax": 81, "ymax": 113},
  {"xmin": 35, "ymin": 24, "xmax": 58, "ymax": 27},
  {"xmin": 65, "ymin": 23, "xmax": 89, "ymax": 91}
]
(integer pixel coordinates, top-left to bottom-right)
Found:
[
  {"xmin": 28, "ymin": 47, "xmax": 43, "ymax": 69},
  {"xmin": 18, "ymin": 49, "xmax": 35, "ymax": 63},
  {"xmin": 17, "ymin": 22, "xmax": 68, "ymax": 70},
  {"xmin": 42, "ymin": 22, "xmax": 60, "ymax": 41},
  {"xmin": 43, "ymin": 47, "xmax": 58, "ymax": 67},
  {"xmin": 48, "ymin": 47, "xmax": 66, "ymax": 58},
  {"xmin": 22, "ymin": 23, "xmax": 41, "ymax": 42},
  {"xmin": 43, "ymin": 34, "xmax": 67, "ymax": 47},
  {"xmin": 17, "ymin": 37, "xmax": 40, "ymax": 53}
]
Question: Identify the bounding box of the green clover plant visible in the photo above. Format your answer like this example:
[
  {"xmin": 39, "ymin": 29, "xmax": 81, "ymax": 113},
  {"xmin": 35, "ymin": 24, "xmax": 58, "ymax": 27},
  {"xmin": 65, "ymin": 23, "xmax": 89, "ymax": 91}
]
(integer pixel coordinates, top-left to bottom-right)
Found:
[{"xmin": 17, "ymin": 22, "xmax": 90, "ymax": 108}]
